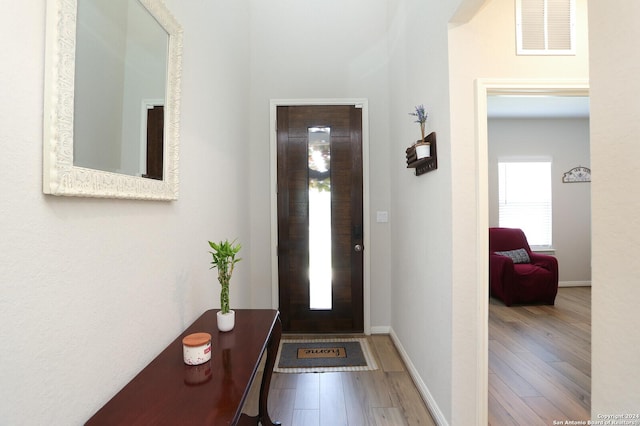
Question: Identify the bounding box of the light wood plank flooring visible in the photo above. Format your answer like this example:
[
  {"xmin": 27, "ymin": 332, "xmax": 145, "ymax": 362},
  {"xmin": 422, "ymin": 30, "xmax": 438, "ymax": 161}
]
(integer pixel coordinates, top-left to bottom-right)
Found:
[
  {"xmin": 489, "ymin": 287, "xmax": 591, "ymax": 425},
  {"xmin": 245, "ymin": 288, "xmax": 590, "ymax": 425},
  {"xmin": 244, "ymin": 334, "xmax": 436, "ymax": 425}
]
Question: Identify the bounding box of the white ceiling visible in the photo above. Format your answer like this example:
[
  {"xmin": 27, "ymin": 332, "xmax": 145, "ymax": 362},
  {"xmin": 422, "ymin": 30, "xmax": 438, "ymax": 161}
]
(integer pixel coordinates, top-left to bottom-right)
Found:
[{"xmin": 487, "ymin": 95, "xmax": 590, "ymax": 118}]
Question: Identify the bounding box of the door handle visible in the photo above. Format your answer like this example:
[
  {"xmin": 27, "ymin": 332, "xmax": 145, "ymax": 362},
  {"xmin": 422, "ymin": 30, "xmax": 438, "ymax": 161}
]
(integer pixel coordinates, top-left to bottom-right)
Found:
[{"xmin": 354, "ymin": 244, "xmax": 363, "ymax": 252}]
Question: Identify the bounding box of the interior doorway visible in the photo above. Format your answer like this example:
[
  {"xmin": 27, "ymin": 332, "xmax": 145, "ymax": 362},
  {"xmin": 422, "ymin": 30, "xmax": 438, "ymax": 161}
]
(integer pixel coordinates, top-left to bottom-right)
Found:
[{"xmin": 475, "ymin": 79, "xmax": 590, "ymax": 422}]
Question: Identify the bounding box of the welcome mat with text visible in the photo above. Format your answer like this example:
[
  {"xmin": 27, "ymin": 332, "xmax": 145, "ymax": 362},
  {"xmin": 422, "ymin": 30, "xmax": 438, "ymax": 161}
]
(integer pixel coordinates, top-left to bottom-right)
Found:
[{"xmin": 274, "ymin": 338, "xmax": 378, "ymax": 373}]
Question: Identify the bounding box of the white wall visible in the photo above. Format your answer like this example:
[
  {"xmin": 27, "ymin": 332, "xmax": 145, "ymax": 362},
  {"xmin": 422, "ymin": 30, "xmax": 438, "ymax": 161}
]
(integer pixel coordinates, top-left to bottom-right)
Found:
[
  {"xmin": 588, "ymin": 0, "xmax": 640, "ymax": 415},
  {"xmin": 452, "ymin": 0, "xmax": 640, "ymax": 420},
  {"xmin": 387, "ymin": 0, "xmax": 460, "ymax": 422},
  {"xmin": 448, "ymin": 0, "xmax": 590, "ymax": 423},
  {"xmin": 0, "ymin": 1, "xmax": 251, "ymax": 424},
  {"xmin": 247, "ymin": 0, "xmax": 393, "ymax": 329},
  {"xmin": 488, "ymin": 117, "xmax": 591, "ymax": 284}
]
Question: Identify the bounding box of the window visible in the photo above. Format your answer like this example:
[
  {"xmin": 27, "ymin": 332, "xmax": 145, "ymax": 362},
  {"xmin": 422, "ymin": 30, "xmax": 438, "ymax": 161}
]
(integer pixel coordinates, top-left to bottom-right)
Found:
[
  {"xmin": 516, "ymin": 0, "xmax": 575, "ymax": 55},
  {"xmin": 498, "ymin": 160, "xmax": 552, "ymax": 247}
]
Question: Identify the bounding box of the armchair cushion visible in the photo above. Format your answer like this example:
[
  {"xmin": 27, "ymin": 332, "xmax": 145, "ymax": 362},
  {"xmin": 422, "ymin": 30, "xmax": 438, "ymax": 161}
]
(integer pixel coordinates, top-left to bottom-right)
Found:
[{"xmin": 495, "ymin": 248, "xmax": 530, "ymax": 264}]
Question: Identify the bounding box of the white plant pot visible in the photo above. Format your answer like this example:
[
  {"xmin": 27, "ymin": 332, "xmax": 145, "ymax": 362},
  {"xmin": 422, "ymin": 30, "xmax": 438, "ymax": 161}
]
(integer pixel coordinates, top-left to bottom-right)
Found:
[
  {"xmin": 415, "ymin": 144, "xmax": 431, "ymax": 159},
  {"xmin": 217, "ymin": 310, "xmax": 235, "ymax": 332}
]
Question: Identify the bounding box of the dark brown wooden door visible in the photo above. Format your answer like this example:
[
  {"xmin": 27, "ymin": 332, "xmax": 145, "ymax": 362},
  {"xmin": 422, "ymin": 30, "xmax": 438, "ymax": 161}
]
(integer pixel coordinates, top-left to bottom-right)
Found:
[
  {"xmin": 277, "ymin": 105, "xmax": 363, "ymax": 333},
  {"xmin": 143, "ymin": 105, "xmax": 164, "ymax": 180}
]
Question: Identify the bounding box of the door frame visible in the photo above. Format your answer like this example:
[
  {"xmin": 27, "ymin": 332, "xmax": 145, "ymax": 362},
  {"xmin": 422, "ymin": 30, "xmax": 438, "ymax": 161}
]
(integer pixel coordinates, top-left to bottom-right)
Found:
[
  {"xmin": 474, "ymin": 79, "xmax": 589, "ymax": 423},
  {"xmin": 269, "ymin": 98, "xmax": 371, "ymax": 334}
]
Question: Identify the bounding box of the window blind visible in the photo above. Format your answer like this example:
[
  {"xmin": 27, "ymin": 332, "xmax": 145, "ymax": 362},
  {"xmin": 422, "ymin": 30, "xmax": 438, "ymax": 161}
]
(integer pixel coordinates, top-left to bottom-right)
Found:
[{"xmin": 498, "ymin": 161, "xmax": 552, "ymax": 247}]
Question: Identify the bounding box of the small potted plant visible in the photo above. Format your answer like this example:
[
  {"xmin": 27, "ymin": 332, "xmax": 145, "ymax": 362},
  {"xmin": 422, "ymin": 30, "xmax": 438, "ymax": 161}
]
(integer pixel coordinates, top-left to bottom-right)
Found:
[
  {"xmin": 409, "ymin": 104, "xmax": 430, "ymax": 159},
  {"xmin": 208, "ymin": 239, "xmax": 242, "ymax": 332}
]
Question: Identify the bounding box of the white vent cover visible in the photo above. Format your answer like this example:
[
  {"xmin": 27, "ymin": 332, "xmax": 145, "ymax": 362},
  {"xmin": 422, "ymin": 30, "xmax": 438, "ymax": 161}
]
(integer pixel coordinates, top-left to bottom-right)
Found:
[{"xmin": 516, "ymin": 0, "xmax": 575, "ymax": 55}]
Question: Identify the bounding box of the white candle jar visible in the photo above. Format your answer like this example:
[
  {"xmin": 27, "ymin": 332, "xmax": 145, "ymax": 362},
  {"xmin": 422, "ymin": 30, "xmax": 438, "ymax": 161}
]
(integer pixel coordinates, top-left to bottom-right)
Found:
[{"xmin": 182, "ymin": 332, "xmax": 212, "ymax": 366}]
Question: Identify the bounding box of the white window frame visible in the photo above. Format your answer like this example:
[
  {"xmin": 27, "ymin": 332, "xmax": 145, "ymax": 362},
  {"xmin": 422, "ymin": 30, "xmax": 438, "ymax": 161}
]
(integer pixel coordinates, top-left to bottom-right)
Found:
[
  {"xmin": 516, "ymin": 0, "xmax": 576, "ymax": 56},
  {"xmin": 498, "ymin": 157, "xmax": 553, "ymax": 249}
]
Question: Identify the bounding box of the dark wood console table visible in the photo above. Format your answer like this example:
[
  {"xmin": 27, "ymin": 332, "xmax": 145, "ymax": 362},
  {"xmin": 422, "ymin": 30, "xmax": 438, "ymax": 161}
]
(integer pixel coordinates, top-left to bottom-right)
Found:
[{"xmin": 87, "ymin": 309, "xmax": 282, "ymax": 425}]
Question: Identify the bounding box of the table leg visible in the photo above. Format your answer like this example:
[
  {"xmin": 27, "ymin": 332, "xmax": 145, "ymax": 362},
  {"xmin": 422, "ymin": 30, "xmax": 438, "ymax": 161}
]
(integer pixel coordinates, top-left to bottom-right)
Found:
[{"xmin": 258, "ymin": 314, "xmax": 282, "ymax": 426}]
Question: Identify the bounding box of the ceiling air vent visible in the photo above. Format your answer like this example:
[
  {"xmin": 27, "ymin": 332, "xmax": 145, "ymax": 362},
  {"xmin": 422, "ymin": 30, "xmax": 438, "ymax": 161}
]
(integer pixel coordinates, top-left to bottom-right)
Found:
[{"xmin": 516, "ymin": 0, "xmax": 575, "ymax": 55}]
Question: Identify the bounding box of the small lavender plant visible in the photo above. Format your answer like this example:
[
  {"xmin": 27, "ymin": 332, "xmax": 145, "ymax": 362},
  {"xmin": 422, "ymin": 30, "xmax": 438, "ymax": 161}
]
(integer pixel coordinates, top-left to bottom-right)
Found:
[{"xmin": 409, "ymin": 104, "xmax": 428, "ymax": 142}]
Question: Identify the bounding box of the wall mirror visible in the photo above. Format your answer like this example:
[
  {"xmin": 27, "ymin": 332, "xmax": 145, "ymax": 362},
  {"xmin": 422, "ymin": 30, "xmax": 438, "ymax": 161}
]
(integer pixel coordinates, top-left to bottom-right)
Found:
[{"xmin": 43, "ymin": 0, "xmax": 182, "ymax": 200}]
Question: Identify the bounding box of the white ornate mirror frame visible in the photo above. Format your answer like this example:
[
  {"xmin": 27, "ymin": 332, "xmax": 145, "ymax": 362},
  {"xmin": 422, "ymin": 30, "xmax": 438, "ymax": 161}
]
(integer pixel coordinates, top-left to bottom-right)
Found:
[{"xmin": 43, "ymin": 0, "xmax": 183, "ymax": 200}]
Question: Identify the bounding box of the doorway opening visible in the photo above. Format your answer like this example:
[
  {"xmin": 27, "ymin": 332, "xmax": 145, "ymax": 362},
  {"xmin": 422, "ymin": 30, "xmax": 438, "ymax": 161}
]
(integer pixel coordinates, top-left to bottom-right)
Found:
[{"xmin": 476, "ymin": 79, "xmax": 590, "ymax": 422}]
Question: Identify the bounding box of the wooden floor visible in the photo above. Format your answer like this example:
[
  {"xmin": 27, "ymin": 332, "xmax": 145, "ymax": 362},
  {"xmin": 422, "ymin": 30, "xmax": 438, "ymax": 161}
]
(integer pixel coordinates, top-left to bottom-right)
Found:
[
  {"xmin": 489, "ymin": 287, "xmax": 591, "ymax": 425},
  {"xmin": 244, "ymin": 334, "xmax": 436, "ymax": 425},
  {"xmin": 245, "ymin": 287, "xmax": 590, "ymax": 425}
]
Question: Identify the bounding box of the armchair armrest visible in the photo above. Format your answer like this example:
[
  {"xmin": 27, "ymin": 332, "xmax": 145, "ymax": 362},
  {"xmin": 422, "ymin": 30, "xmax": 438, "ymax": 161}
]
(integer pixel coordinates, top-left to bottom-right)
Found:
[
  {"xmin": 489, "ymin": 253, "xmax": 516, "ymax": 305},
  {"xmin": 529, "ymin": 252, "xmax": 558, "ymax": 272},
  {"xmin": 490, "ymin": 253, "xmax": 515, "ymax": 280}
]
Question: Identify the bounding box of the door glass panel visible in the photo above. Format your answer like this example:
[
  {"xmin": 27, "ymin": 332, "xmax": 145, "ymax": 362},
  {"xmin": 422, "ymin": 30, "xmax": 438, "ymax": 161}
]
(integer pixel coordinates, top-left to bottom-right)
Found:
[{"xmin": 308, "ymin": 127, "xmax": 332, "ymax": 310}]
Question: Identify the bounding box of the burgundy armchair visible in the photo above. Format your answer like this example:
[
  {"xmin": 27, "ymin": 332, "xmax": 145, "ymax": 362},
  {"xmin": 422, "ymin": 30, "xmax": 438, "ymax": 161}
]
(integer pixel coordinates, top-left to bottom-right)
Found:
[{"xmin": 489, "ymin": 227, "xmax": 558, "ymax": 306}]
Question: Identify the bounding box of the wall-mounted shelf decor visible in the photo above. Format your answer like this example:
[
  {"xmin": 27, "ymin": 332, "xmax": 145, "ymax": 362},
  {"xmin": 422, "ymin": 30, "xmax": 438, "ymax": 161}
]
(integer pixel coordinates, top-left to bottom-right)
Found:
[
  {"xmin": 562, "ymin": 166, "xmax": 591, "ymax": 183},
  {"xmin": 406, "ymin": 132, "xmax": 437, "ymax": 176}
]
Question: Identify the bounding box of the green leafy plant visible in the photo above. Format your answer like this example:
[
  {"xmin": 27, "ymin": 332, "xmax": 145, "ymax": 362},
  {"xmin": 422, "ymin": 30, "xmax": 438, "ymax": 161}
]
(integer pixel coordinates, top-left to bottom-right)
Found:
[
  {"xmin": 409, "ymin": 104, "xmax": 428, "ymax": 142},
  {"xmin": 208, "ymin": 239, "xmax": 242, "ymax": 314}
]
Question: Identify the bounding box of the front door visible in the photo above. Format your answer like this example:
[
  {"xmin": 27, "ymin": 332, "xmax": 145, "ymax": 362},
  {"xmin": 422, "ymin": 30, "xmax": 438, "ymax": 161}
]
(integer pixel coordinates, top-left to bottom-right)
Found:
[{"xmin": 276, "ymin": 105, "xmax": 364, "ymax": 333}]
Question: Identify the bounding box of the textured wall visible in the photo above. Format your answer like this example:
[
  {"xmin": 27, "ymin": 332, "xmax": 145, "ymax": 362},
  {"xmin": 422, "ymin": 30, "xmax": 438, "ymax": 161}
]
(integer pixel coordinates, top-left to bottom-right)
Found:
[
  {"xmin": 588, "ymin": 0, "xmax": 640, "ymax": 416},
  {"xmin": 0, "ymin": 1, "xmax": 251, "ymax": 423},
  {"xmin": 448, "ymin": 0, "xmax": 590, "ymax": 423},
  {"xmin": 387, "ymin": 0, "xmax": 459, "ymax": 422}
]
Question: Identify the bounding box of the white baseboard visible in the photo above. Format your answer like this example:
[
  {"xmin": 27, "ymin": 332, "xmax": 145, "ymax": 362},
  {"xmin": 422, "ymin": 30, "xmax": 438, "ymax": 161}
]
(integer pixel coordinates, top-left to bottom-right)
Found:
[
  {"xmin": 388, "ymin": 328, "xmax": 449, "ymax": 426},
  {"xmin": 559, "ymin": 280, "xmax": 591, "ymax": 287},
  {"xmin": 370, "ymin": 325, "xmax": 391, "ymax": 334}
]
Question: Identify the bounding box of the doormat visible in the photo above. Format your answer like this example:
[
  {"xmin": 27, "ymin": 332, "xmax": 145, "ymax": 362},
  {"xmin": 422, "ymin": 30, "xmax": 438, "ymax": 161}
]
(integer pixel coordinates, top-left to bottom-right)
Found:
[{"xmin": 274, "ymin": 338, "xmax": 378, "ymax": 373}]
